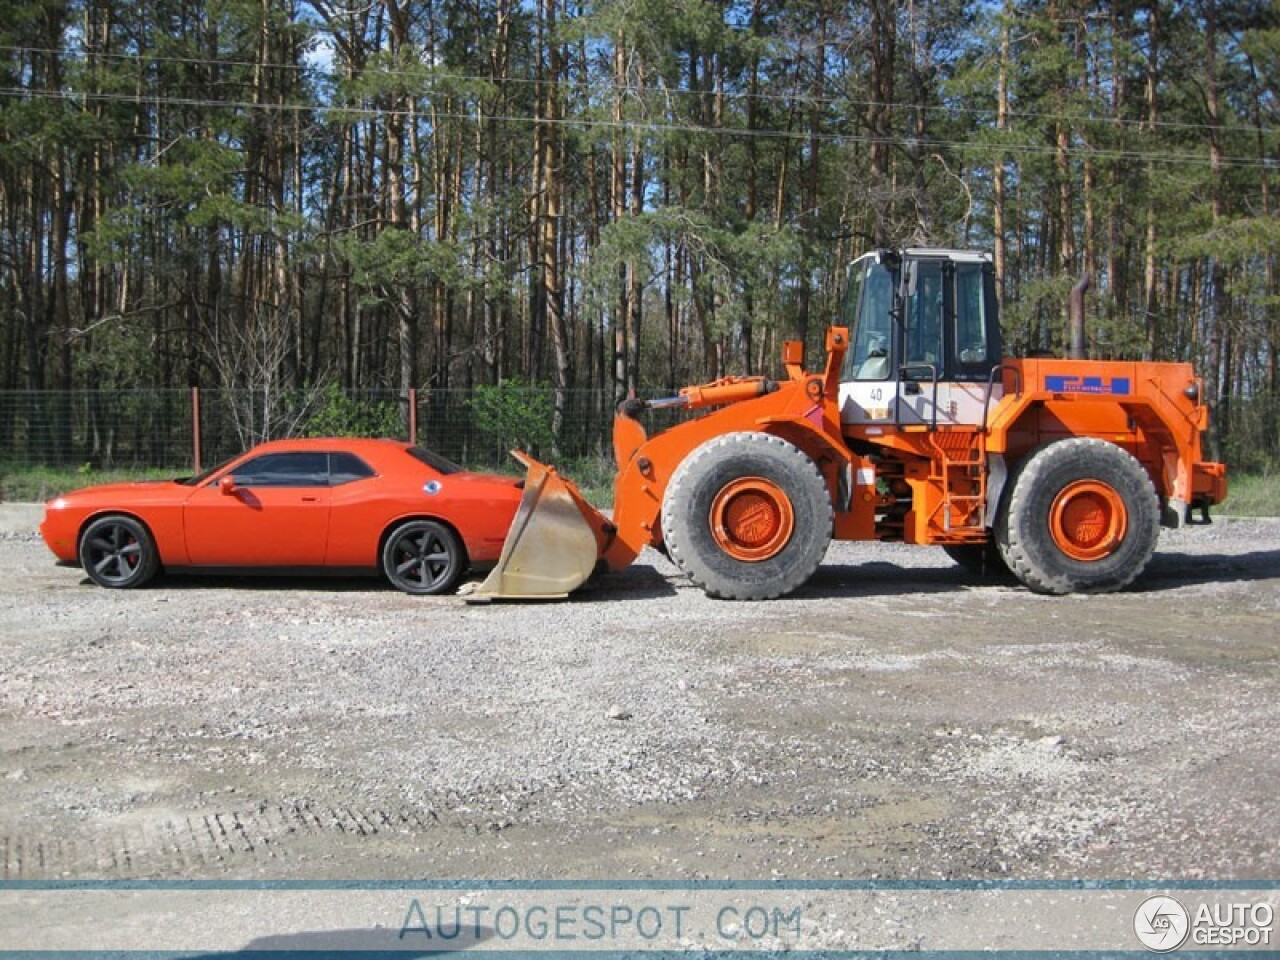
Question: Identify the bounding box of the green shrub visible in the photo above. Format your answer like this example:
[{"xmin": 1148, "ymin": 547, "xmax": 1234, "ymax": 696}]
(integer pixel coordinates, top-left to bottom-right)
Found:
[
  {"xmin": 305, "ymin": 386, "xmax": 403, "ymax": 438},
  {"xmin": 470, "ymin": 381, "xmax": 557, "ymax": 459}
]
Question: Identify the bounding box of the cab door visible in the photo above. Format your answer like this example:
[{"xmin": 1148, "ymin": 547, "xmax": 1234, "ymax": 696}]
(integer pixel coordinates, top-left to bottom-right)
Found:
[{"xmin": 184, "ymin": 451, "xmax": 332, "ymax": 566}]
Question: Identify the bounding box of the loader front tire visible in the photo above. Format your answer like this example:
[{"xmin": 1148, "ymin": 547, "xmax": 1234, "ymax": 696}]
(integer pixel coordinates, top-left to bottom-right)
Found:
[
  {"xmin": 997, "ymin": 438, "xmax": 1159, "ymax": 595},
  {"xmin": 661, "ymin": 432, "xmax": 832, "ymax": 600}
]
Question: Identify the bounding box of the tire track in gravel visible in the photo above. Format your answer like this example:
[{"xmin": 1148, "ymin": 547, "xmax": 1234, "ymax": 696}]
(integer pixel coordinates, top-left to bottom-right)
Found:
[{"xmin": 1, "ymin": 802, "xmax": 449, "ymax": 878}]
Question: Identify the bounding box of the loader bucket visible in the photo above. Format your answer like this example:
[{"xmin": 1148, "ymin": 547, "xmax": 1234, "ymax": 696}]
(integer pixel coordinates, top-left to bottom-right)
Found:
[{"xmin": 467, "ymin": 452, "xmax": 608, "ymax": 601}]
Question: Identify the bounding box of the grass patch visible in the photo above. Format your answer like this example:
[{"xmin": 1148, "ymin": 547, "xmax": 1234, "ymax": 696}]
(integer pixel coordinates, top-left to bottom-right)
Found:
[
  {"xmin": 553, "ymin": 456, "xmax": 616, "ymax": 510},
  {"xmin": 0, "ymin": 464, "xmax": 184, "ymax": 502},
  {"xmin": 1220, "ymin": 469, "xmax": 1280, "ymax": 517}
]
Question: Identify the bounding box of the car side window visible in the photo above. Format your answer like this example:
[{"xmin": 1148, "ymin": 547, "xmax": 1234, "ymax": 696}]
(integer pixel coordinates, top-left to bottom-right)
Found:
[
  {"xmin": 329, "ymin": 452, "xmax": 376, "ymax": 486},
  {"xmin": 232, "ymin": 452, "xmax": 329, "ymax": 488}
]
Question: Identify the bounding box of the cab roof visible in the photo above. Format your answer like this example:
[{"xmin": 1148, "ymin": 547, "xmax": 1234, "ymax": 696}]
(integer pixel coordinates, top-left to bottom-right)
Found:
[{"xmin": 851, "ymin": 247, "xmax": 993, "ymax": 265}]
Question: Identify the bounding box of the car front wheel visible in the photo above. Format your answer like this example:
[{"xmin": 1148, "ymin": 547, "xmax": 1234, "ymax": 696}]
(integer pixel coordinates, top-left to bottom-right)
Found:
[{"xmin": 79, "ymin": 515, "xmax": 159, "ymax": 589}]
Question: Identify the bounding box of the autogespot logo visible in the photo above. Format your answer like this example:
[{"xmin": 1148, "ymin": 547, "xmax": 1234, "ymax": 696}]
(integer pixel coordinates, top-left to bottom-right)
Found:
[{"xmin": 1134, "ymin": 895, "xmax": 1191, "ymax": 952}]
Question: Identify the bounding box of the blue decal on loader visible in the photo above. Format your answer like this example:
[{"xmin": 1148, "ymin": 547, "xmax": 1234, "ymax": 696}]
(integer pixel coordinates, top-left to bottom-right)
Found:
[{"xmin": 1045, "ymin": 374, "xmax": 1131, "ymax": 395}]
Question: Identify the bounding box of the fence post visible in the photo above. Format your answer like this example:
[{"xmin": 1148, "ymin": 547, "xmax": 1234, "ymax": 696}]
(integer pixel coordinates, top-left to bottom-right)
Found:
[
  {"xmin": 192, "ymin": 386, "xmax": 202, "ymax": 473},
  {"xmin": 409, "ymin": 387, "xmax": 417, "ymax": 446}
]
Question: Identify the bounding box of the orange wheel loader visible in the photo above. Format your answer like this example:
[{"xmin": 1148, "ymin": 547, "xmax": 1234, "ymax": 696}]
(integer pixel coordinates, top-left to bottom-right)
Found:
[{"xmin": 471, "ymin": 248, "xmax": 1227, "ymax": 602}]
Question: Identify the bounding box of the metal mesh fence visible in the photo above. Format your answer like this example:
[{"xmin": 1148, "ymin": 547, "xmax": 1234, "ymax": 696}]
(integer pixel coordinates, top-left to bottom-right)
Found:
[
  {"xmin": 0, "ymin": 384, "xmax": 1268, "ymax": 475},
  {"xmin": 0, "ymin": 389, "xmax": 196, "ymax": 469},
  {"xmin": 0, "ymin": 386, "xmax": 682, "ymax": 474}
]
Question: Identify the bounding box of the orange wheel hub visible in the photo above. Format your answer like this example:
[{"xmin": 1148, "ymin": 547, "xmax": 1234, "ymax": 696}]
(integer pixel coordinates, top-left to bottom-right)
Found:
[
  {"xmin": 709, "ymin": 477, "xmax": 795, "ymax": 562},
  {"xmin": 1049, "ymin": 480, "xmax": 1127, "ymax": 561}
]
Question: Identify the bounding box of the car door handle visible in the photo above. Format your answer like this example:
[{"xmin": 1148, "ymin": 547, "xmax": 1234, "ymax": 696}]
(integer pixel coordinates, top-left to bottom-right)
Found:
[{"xmin": 301, "ymin": 496, "xmax": 320, "ymax": 503}]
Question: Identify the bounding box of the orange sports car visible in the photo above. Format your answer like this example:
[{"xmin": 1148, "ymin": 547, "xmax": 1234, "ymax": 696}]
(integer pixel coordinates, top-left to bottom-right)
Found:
[{"xmin": 39, "ymin": 438, "xmax": 523, "ymax": 594}]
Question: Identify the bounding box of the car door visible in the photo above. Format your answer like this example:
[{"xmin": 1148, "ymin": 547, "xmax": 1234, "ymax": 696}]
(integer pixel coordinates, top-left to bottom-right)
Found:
[
  {"xmin": 322, "ymin": 450, "xmax": 382, "ymax": 566},
  {"xmin": 183, "ymin": 451, "xmax": 332, "ymax": 566}
]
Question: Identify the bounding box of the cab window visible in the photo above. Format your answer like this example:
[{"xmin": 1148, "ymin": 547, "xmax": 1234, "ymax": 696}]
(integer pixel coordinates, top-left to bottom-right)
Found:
[
  {"xmin": 843, "ymin": 259, "xmax": 895, "ymax": 380},
  {"xmin": 955, "ymin": 263, "xmax": 991, "ymax": 371},
  {"xmin": 904, "ymin": 261, "xmax": 944, "ymax": 369}
]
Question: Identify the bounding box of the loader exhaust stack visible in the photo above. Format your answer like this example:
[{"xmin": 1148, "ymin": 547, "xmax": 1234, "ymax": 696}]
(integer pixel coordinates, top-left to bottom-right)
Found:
[{"xmin": 1068, "ymin": 271, "xmax": 1091, "ymax": 360}]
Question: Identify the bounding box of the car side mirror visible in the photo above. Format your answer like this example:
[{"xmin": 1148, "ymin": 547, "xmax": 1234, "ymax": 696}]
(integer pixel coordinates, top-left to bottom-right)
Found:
[{"xmin": 218, "ymin": 475, "xmax": 237, "ymax": 496}]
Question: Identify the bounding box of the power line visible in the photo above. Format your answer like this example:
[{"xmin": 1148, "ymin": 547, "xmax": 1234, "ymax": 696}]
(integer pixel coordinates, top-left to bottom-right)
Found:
[
  {"xmin": 2, "ymin": 43, "xmax": 1277, "ymax": 137},
  {"xmin": 1, "ymin": 85, "xmax": 1275, "ymax": 171}
]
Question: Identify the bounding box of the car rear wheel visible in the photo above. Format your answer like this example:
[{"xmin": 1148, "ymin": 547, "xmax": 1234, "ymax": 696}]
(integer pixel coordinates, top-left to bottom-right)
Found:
[
  {"xmin": 382, "ymin": 520, "xmax": 464, "ymax": 595},
  {"xmin": 79, "ymin": 515, "xmax": 159, "ymax": 589}
]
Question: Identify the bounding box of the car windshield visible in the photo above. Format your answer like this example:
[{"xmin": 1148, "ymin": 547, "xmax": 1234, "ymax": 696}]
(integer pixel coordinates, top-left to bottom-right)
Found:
[
  {"xmin": 176, "ymin": 457, "xmax": 236, "ymax": 487},
  {"xmin": 406, "ymin": 446, "xmax": 463, "ymax": 475}
]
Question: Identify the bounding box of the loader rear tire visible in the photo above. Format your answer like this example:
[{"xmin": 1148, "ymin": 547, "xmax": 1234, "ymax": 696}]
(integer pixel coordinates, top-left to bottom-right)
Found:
[
  {"xmin": 661, "ymin": 432, "xmax": 832, "ymax": 600},
  {"xmin": 997, "ymin": 438, "xmax": 1159, "ymax": 595}
]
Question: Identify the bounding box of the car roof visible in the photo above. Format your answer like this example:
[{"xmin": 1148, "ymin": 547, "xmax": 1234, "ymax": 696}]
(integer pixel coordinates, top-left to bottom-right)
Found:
[
  {"xmin": 243, "ymin": 437, "xmax": 419, "ymax": 471},
  {"xmin": 248, "ymin": 437, "xmax": 411, "ymax": 454}
]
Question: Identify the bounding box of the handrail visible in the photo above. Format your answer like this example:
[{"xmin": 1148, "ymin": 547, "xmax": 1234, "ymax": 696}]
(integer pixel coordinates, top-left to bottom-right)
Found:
[{"xmin": 981, "ymin": 363, "xmax": 1022, "ymax": 434}]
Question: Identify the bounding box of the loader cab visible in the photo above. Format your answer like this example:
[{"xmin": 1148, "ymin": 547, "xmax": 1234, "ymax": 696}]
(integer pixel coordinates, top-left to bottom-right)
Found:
[{"xmin": 839, "ymin": 248, "xmax": 1002, "ymax": 429}]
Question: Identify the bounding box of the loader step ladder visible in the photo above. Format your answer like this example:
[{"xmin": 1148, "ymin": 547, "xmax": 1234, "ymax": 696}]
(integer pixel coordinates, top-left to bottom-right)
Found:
[{"xmin": 926, "ymin": 427, "xmax": 988, "ymax": 537}]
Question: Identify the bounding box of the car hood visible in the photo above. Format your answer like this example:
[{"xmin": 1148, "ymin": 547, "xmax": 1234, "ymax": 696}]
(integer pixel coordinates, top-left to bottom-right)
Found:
[{"xmin": 47, "ymin": 480, "xmax": 191, "ymax": 509}]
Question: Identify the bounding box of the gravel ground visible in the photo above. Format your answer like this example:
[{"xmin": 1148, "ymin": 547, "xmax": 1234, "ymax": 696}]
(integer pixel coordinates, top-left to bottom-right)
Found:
[{"xmin": 0, "ymin": 519, "xmax": 1277, "ymax": 881}]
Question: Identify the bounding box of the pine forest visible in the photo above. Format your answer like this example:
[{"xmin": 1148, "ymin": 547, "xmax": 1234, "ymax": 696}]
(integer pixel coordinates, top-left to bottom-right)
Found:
[{"xmin": 1, "ymin": 0, "xmax": 1277, "ymax": 469}]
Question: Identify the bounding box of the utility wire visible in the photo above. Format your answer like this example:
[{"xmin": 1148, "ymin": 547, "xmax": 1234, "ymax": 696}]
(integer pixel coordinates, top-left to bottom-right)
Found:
[
  {"xmin": 1, "ymin": 85, "xmax": 1275, "ymax": 171},
  {"xmin": 2, "ymin": 43, "xmax": 1277, "ymax": 137}
]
